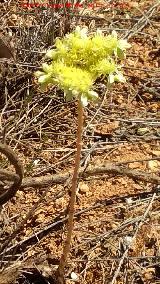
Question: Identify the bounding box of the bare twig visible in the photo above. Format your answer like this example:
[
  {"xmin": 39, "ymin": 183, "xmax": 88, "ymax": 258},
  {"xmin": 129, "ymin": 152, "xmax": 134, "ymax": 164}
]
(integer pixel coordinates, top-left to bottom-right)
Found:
[{"xmin": 20, "ymin": 162, "xmax": 160, "ymax": 190}]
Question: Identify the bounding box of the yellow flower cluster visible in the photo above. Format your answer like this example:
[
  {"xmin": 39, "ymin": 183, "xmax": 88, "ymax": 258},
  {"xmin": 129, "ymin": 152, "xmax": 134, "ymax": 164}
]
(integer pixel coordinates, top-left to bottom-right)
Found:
[{"xmin": 35, "ymin": 27, "xmax": 131, "ymax": 106}]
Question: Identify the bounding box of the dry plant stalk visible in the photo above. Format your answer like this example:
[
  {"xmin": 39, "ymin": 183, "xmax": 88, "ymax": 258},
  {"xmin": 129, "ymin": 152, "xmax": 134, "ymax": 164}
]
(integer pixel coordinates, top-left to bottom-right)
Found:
[{"xmin": 56, "ymin": 99, "xmax": 83, "ymax": 283}]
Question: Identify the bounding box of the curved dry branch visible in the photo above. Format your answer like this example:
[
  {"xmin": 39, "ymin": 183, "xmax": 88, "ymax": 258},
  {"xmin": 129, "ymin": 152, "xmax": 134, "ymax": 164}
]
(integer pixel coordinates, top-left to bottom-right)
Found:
[{"xmin": 0, "ymin": 143, "xmax": 23, "ymax": 206}]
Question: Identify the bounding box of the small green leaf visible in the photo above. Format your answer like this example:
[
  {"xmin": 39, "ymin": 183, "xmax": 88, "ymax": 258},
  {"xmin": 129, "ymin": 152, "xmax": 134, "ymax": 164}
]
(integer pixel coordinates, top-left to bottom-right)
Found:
[
  {"xmin": 72, "ymin": 90, "xmax": 79, "ymax": 96},
  {"xmin": 35, "ymin": 71, "xmax": 44, "ymax": 78},
  {"xmin": 38, "ymin": 74, "xmax": 50, "ymax": 83},
  {"xmin": 115, "ymin": 47, "xmax": 125, "ymax": 59},
  {"xmin": 81, "ymin": 94, "xmax": 88, "ymax": 106},
  {"xmin": 114, "ymin": 72, "xmax": 126, "ymax": 83},
  {"xmin": 42, "ymin": 63, "xmax": 52, "ymax": 73},
  {"xmin": 118, "ymin": 39, "xmax": 131, "ymax": 50},
  {"xmin": 111, "ymin": 30, "xmax": 117, "ymax": 38},
  {"xmin": 46, "ymin": 49, "xmax": 57, "ymax": 59},
  {"xmin": 64, "ymin": 91, "xmax": 74, "ymax": 102},
  {"xmin": 75, "ymin": 26, "xmax": 88, "ymax": 38},
  {"xmin": 108, "ymin": 74, "xmax": 115, "ymax": 84},
  {"xmin": 88, "ymin": 90, "xmax": 99, "ymax": 101}
]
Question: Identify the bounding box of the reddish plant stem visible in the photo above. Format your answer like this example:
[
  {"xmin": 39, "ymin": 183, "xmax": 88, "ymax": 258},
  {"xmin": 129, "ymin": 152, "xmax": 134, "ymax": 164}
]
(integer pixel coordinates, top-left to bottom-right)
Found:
[{"xmin": 57, "ymin": 98, "xmax": 83, "ymax": 283}]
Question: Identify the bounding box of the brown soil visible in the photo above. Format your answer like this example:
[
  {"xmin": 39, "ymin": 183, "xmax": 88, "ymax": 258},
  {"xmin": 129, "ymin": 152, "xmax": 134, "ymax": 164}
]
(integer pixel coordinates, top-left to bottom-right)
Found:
[{"xmin": 0, "ymin": 1, "xmax": 160, "ymax": 283}]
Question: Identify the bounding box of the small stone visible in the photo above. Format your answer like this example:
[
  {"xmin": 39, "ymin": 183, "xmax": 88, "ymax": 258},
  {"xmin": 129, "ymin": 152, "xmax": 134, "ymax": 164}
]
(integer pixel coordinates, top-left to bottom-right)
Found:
[
  {"xmin": 129, "ymin": 162, "xmax": 141, "ymax": 169},
  {"xmin": 137, "ymin": 127, "xmax": 149, "ymax": 136},
  {"xmin": 152, "ymin": 150, "xmax": 160, "ymax": 156},
  {"xmin": 126, "ymin": 198, "xmax": 133, "ymax": 205},
  {"xmin": 71, "ymin": 272, "xmax": 79, "ymax": 281},
  {"xmin": 79, "ymin": 182, "xmax": 89, "ymax": 193},
  {"xmin": 124, "ymin": 236, "xmax": 132, "ymax": 246},
  {"xmin": 143, "ymin": 268, "xmax": 155, "ymax": 280},
  {"xmin": 147, "ymin": 160, "xmax": 159, "ymax": 172},
  {"xmin": 33, "ymin": 159, "xmax": 40, "ymax": 166},
  {"xmin": 134, "ymin": 184, "xmax": 143, "ymax": 190}
]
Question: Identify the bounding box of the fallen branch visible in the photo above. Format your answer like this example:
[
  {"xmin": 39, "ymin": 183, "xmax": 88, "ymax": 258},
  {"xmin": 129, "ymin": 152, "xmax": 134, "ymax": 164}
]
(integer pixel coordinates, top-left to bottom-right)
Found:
[{"xmin": 21, "ymin": 163, "xmax": 160, "ymax": 190}]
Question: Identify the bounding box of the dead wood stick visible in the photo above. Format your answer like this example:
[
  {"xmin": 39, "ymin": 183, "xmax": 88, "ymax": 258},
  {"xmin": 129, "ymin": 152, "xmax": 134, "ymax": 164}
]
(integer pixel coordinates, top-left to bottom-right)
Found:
[{"xmin": 21, "ymin": 163, "xmax": 160, "ymax": 190}]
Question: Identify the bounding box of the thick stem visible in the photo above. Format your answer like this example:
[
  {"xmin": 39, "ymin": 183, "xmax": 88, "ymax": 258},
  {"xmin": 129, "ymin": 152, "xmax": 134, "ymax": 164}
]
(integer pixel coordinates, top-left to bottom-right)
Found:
[{"xmin": 57, "ymin": 98, "xmax": 83, "ymax": 283}]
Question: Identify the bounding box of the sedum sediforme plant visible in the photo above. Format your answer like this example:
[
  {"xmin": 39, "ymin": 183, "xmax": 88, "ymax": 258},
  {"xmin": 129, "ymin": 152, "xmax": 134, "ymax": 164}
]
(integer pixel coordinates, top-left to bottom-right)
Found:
[{"xmin": 35, "ymin": 26, "xmax": 131, "ymax": 283}]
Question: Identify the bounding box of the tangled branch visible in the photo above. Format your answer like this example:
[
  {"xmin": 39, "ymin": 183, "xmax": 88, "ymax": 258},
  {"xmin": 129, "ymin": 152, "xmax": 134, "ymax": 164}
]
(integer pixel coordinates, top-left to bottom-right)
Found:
[{"xmin": 0, "ymin": 143, "xmax": 23, "ymax": 206}]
